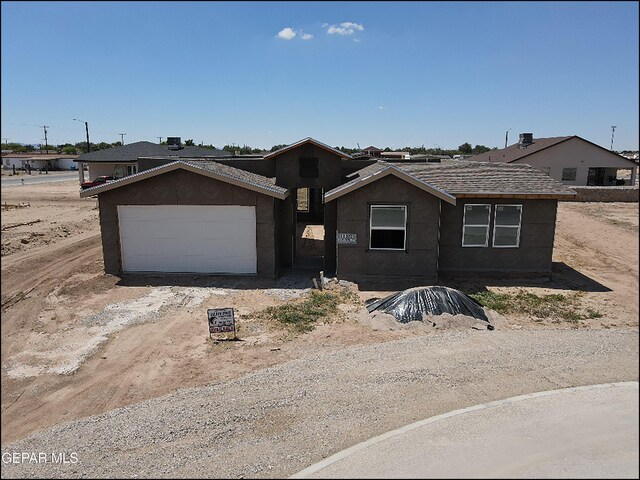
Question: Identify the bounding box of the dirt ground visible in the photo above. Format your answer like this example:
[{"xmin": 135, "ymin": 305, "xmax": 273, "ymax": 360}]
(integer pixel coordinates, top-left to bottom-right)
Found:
[{"xmin": 1, "ymin": 180, "xmax": 638, "ymax": 445}]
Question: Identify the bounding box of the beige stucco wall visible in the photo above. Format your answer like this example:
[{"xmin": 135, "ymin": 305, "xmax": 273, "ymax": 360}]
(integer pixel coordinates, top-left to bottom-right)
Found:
[
  {"xmin": 513, "ymin": 137, "xmax": 637, "ymax": 186},
  {"xmin": 88, "ymin": 163, "xmax": 137, "ymax": 180}
]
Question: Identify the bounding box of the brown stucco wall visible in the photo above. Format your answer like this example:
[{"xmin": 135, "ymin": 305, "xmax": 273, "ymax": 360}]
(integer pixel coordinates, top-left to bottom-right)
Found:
[
  {"xmin": 438, "ymin": 198, "xmax": 558, "ymax": 275},
  {"xmin": 273, "ymin": 144, "xmax": 344, "ymax": 189},
  {"xmin": 97, "ymin": 169, "xmax": 278, "ymax": 277},
  {"xmin": 335, "ymin": 175, "xmax": 440, "ymax": 279}
]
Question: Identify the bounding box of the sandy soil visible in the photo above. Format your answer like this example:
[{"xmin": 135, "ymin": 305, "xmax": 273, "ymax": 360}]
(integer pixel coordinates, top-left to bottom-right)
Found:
[{"xmin": 1, "ymin": 181, "xmax": 638, "ymax": 445}]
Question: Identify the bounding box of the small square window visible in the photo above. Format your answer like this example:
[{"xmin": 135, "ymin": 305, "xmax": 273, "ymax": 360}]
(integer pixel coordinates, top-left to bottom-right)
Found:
[
  {"xmin": 540, "ymin": 167, "xmax": 550, "ymax": 176},
  {"xmin": 562, "ymin": 168, "xmax": 577, "ymax": 181},
  {"xmin": 299, "ymin": 158, "xmax": 319, "ymax": 178}
]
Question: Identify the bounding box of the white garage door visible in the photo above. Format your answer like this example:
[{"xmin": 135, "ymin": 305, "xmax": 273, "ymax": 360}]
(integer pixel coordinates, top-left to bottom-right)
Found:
[{"xmin": 118, "ymin": 205, "xmax": 257, "ymax": 274}]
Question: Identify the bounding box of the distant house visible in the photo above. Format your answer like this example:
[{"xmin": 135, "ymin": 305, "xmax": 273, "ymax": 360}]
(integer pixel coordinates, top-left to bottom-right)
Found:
[
  {"xmin": 466, "ymin": 133, "xmax": 638, "ymax": 186},
  {"xmin": 362, "ymin": 146, "xmax": 382, "ymax": 157},
  {"xmin": 80, "ymin": 136, "xmax": 574, "ymax": 279},
  {"xmin": 380, "ymin": 151, "xmax": 411, "ymax": 160},
  {"xmin": 1, "ymin": 152, "xmax": 79, "ymax": 171},
  {"xmin": 74, "ymin": 138, "xmax": 230, "ymax": 183}
]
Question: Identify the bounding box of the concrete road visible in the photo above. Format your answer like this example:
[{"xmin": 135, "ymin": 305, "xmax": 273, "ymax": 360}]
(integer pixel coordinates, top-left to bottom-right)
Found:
[
  {"xmin": 292, "ymin": 382, "xmax": 639, "ymax": 479},
  {"xmin": 1, "ymin": 171, "xmax": 80, "ymax": 187}
]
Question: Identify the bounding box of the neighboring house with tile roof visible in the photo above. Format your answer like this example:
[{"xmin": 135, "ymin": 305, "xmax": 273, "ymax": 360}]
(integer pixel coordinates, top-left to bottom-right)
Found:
[
  {"xmin": 74, "ymin": 139, "xmax": 230, "ymax": 183},
  {"xmin": 82, "ymin": 137, "xmax": 575, "ymax": 279},
  {"xmin": 466, "ymin": 133, "xmax": 637, "ymax": 187}
]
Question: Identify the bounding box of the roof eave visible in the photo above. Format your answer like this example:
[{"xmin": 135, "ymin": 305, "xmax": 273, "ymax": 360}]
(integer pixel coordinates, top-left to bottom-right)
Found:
[
  {"xmin": 324, "ymin": 166, "xmax": 457, "ymax": 205},
  {"xmin": 264, "ymin": 137, "xmax": 352, "ymax": 160},
  {"xmin": 79, "ymin": 161, "xmax": 289, "ymax": 200}
]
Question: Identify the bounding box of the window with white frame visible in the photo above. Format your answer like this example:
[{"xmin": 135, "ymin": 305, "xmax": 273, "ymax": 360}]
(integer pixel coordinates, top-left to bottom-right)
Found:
[
  {"xmin": 369, "ymin": 205, "xmax": 407, "ymax": 250},
  {"xmin": 462, "ymin": 204, "xmax": 491, "ymax": 247},
  {"xmin": 493, "ymin": 205, "xmax": 522, "ymax": 248}
]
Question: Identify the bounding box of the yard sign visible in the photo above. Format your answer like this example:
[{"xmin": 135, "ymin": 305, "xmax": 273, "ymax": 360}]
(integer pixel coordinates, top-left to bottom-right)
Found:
[{"xmin": 208, "ymin": 308, "xmax": 236, "ymax": 339}]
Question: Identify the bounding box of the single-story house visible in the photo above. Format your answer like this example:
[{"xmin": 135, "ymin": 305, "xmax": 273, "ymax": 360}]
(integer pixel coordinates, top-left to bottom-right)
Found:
[
  {"xmin": 81, "ymin": 137, "xmax": 575, "ymax": 280},
  {"xmin": 1, "ymin": 153, "xmax": 79, "ymax": 171},
  {"xmin": 73, "ymin": 138, "xmax": 230, "ymax": 183},
  {"xmin": 467, "ymin": 133, "xmax": 638, "ymax": 186}
]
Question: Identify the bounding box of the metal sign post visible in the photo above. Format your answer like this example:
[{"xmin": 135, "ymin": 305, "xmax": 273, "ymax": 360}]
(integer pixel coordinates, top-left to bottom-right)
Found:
[{"xmin": 208, "ymin": 308, "xmax": 236, "ymax": 340}]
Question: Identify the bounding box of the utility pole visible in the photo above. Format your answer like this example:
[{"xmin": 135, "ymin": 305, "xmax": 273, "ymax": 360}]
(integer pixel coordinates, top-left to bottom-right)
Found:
[
  {"xmin": 74, "ymin": 118, "xmax": 90, "ymax": 153},
  {"xmin": 42, "ymin": 125, "xmax": 49, "ymax": 153},
  {"xmin": 157, "ymin": 137, "xmax": 163, "ymax": 144},
  {"xmin": 119, "ymin": 133, "xmax": 126, "ymax": 146},
  {"xmin": 610, "ymin": 126, "xmax": 617, "ymax": 151},
  {"xmin": 505, "ymin": 128, "xmax": 511, "ymax": 148}
]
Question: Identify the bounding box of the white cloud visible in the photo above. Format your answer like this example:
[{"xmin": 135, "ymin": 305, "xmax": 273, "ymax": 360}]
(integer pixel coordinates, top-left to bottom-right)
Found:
[
  {"xmin": 276, "ymin": 27, "xmax": 296, "ymax": 40},
  {"xmin": 322, "ymin": 22, "xmax": 328, "ymax": 28},
  {"xmin": 326, "ymin": 22, "xmax": 364, "ymax": 35},
  {"xmin": 301, "ymin": 33, "xmax": 314, "ymax": 40},
  {"xmin": 379, "ymin": 106, "xmax": 385, "ymax": 110}
]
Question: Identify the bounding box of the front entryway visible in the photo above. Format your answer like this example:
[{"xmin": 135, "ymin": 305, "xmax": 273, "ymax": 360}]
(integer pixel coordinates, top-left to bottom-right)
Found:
[{"xmin": 294, "ymin": 188, "xmax": 324, "ymax": 269}]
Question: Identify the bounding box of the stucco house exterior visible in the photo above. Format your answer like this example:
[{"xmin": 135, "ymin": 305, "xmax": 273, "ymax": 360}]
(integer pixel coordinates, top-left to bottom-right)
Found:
[
  {"xmin": 80, "ymin": 137, "xmax": 575, "ymax": 280},
  {"xmin": 2, "ymin": 153, "xmax": 79, "ymax": 171},
  {"xmin": 467, "ymin": 133, "xmax": 638, "ymax": 186},
  {"xmin": 74, "ymin": 139, "xmax": 229, "ymax": 183}
]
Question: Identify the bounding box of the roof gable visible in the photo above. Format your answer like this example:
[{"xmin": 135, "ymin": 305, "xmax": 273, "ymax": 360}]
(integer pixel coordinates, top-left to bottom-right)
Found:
[
  {"xmin": 324, "ymin": 163, "xmax": 457, "ymax": 205},
  {"xmin": 467, "ymin": 135, "xmax": 638, "ymax": 167},
  {"xmin": 263, "ymin": 137, "xmax": 352, "ymax": 160},
  {"xmin": 79, "ymin": 160, "xmax": 289, "ymax": 199}
]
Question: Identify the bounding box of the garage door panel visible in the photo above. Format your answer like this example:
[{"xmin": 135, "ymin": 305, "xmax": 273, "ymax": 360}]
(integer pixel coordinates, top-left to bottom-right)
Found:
[{"xmin": 118, "ymin": 205, "xmax": 257, "ymax": 274}]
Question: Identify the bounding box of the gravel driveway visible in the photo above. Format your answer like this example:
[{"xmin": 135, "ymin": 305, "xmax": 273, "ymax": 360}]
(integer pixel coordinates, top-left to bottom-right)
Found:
[{"xmin": 2, "ymin": 328, "xmax": 638, "ymax": 478}]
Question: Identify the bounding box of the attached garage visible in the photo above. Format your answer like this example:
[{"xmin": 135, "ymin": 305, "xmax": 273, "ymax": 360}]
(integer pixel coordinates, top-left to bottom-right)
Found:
[
  {"xmin": 81, "ymin": 161, "xmax": 289, "ymax": 277},
  {"xmin": 118, "ymin": 205, "xmax": 257, "ymax": 274}
]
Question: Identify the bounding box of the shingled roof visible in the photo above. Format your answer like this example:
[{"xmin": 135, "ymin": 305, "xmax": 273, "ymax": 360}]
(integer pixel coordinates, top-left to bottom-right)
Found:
[
  {"xmin": 75, "ymin": 141, "xmax": 230, "ymax": 162},
  {"xmin": 325, "ymin": 160, "xmax": 576, "ymax": 202},
  {"xmin": 466, "ymin": 136, "xmax": 574, "ymax": 163},
  {"xmin": 80, "ymin": 160, "xmax": 288, "ymax": 199}
]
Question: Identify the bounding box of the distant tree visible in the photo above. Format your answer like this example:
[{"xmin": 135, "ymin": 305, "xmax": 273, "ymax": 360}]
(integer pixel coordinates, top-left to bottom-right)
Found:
[
  {"xmin": 184, "ymin": 139, "xmax": 195, "ymax": 146},
  {"xmin": 472, "ymin": 144, "xmax": 491, "ymax": 154},
  {"xmin": 4, "ymin": 142, "xmax": 35, "ymax": 153},
  {"xmin": 62, "ymin": 146, "xmax": 79, "ymax": 155},
  {"xmin": 458, "ymin": 143, "xmax": 473, "ymax": 155},
  {"xmin": 270, "ymin": 144, "xmax": 287, "ymax": 152}
]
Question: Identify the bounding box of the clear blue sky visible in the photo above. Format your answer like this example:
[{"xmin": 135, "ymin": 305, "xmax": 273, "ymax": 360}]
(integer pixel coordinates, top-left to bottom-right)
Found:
[{"xmin": 2, "ymin": 1, "xmax": 638, "ymax": 150}]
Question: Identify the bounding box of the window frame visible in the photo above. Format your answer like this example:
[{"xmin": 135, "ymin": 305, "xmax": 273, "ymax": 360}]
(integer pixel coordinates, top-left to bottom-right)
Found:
[
  {"xmin": 461, "ymin": 204, "xmax": 491, "ymax": 248},
  {"xmin": 562, "ymin": 167, "xmax": 577, "ymax": 181},
  {"xmin": 492, "ymin": 204, "xmax": 523, "ymax": 248},
  {"xmin": 540, "ymin": 167, "xmax": 551, "ymax": 176},
  {"xmin": 369, "ymin": 204, "xmax": 407, "ymax": 251}
]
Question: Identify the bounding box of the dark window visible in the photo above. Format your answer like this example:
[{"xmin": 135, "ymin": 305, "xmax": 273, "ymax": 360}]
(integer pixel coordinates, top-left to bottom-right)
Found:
[
  {"xmin": 299, "ymin": 157, "xmax": 319, "ymax": 178},
  {"xmin": 562, "ymin": 167, "xmax": 577, "ymax": 181}
]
